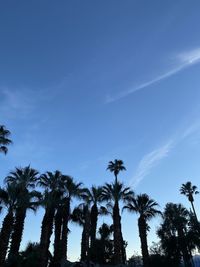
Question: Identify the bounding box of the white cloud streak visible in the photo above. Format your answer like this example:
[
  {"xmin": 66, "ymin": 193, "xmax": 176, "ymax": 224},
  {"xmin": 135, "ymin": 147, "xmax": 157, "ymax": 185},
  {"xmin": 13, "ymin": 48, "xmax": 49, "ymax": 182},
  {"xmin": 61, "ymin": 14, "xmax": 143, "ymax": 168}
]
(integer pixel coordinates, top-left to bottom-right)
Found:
[
  {"xmin": 106, "ymin": 47, "xmax": 200, "ymax": 103},
  {"xmin": 129, "ymin": 140, "xmax": 173, "ymax": 188},
  {"xmin": 130, "ymin": 119, "xmax": 200, "ymax": 188}
]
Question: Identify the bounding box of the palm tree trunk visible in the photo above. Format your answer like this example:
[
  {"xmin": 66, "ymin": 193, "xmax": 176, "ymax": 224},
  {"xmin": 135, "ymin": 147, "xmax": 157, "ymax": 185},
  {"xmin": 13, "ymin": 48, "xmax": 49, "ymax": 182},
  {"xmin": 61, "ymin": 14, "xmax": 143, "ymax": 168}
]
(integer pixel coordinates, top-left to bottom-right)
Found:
[
  {"xmin": 138, "ymin": 216, "xmax": 149, "ymax": 267},
  {"xmin": 190, "ymin": 201, "xmax": 198, "ymax": 221},
  {"xmin": 81, "ymin": 208, "xmax": 90, "ymax": 262},
  {"xmin": 39, "ymin": 207, "xmax": 55, "ymax": 267},
  {"xmin": 61, "ymin": 198, "xmax": 70, "ymax": 261},
  {"xmin": 81, "ymin": 226, "xmax": 87, "ymax": 261},
  {"xmin": 90, "ymin": 203, "xmax": 98, "ymax": 259},
  {"xmin": 53, "ymin": 206, "xmax": 63, "ymax": 267},
  {"xmin": 113, "ymin": 201, "xmax": 123, "ymax": 264},
  {"xmin": 8, "ymin": 207, "xmax": 26, "ymax": 258},
  {"xmin": 0, "ymin": 210, "xmax": 14, "ymax": 265}
]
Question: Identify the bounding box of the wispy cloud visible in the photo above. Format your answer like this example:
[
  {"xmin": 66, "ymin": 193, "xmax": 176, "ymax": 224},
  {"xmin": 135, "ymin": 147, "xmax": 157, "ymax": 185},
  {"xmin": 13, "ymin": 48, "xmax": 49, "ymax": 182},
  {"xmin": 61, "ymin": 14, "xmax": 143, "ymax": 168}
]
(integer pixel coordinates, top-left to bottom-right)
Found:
[
  {"xmin": 106, "ymin": 47, "xmax": 200, "ymax": 103},
  {"xmin": 129, "ymin": 140, "xmax": 173, "ymax": 188},
  {"xmin": 0, "ymin": 88, "xmax": 37, "ymax": 121},
  {"xmin": 130, "ymin": 119, "xmax": 200, "ymax": 188}
]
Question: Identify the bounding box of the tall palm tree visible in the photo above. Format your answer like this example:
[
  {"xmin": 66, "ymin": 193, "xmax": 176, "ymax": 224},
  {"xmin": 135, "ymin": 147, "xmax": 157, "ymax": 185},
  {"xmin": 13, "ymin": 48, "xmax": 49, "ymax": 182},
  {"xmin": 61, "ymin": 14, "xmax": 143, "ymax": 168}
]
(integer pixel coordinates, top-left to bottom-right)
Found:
[
  {"xmin": 37, "ymin": 170, "xmax": 64, "ymax": 267},
  {"xmin": 5, "ymin": 166, "xmax": 40, "ymax": 258},
  {"xmin": 101, "ymin": 181, "xmax": 134, "ymax": 264},
  {"xmin": 0, "ymin": 125, "xmax": 12, "ymax": 155},
  {"xmin": 107, "ymin": 159, "xmax": 126, "ymax": 183},
  {"xmin": 60, "ymin": 176, "xmax": 83, "ymax": 261},
  {"xmin": 53, "ymin": 176, "xmax": 83, "ymax": 266},
  {"xmin": 124, "ymin": 194, "xmax": 161, "ymax": 267},
  {"xmin": 0, "ymin": 184, "xmax": 18, "ymax": 265},
  {"xmin": 180, "ymin": 181, "xmax": 199, "ymax": 220}
]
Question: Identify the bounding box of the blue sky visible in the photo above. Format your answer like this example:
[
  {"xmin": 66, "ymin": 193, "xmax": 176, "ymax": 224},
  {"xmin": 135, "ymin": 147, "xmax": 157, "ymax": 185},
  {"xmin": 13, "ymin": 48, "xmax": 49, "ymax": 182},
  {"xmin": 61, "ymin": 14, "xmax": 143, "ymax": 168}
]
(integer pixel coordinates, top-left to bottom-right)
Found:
[{"xmin": 1, "ymin": 0, "xmax": 200, "ymax": 261}]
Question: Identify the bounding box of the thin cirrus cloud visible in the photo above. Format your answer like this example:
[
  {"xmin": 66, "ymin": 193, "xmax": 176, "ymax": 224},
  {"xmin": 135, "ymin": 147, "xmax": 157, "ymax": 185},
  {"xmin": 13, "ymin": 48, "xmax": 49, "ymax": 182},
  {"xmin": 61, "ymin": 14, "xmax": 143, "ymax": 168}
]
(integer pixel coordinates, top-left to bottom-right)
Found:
[
  {"xmin": 129, "ymin": 119, "xmax": 200, "ymax": 188},
  {"xmin": 129, "ymin": 140, "xmax": 173, "ymax": 188},
  {"xmin": 106, "ymin": 47, "xmax": 200, "ymax": 103}
]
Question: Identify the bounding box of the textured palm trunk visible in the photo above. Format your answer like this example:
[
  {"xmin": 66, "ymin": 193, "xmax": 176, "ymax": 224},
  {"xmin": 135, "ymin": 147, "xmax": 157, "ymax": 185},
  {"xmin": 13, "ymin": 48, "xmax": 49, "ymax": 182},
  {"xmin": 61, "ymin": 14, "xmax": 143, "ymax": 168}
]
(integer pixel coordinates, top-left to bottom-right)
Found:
[
  {"xmin": 39, "ymin": 207, "xmax": 55, "ymax": 267},
  {"xmin": 81, "ymin": 226, "xmax": 87, "ymax": 261},
  {"xmin": 0, "ymin": 210, "xmax": 14, "ymax": 265},
  {"xmin": 53, "ymin": 206, "xmax": 63, "ymax": 267},
  {"xmin": 61, "ymin": 198, "xmax": 70, "ymax": 261},
  {"xmin": 8, "ymin": 207, "xmax": 26, "ymax": 258},
  {"xmin": 90, "ymin": 203, "xmax": 98, "ymax": 259},
  {"xmin": 190, "ymin": 201, "xmax": 198, "ymax": 221},
  {"xmin": 81, "ymin": 208, "xmax": 90, "ymax": 262},
  {"xmin": 177, "ymin": 228, "xmax": 192, "ymax": 267},
  {"xmin": 113, "ymin": 201, "xmax": 123, "ymax": 264},
  {"xmin": 138, "ymin": 216, "xmax": 149, "ymax": 267},
  {"xmin": 121, "ymin": 238, "xmax": 126, "ymax": 264}
]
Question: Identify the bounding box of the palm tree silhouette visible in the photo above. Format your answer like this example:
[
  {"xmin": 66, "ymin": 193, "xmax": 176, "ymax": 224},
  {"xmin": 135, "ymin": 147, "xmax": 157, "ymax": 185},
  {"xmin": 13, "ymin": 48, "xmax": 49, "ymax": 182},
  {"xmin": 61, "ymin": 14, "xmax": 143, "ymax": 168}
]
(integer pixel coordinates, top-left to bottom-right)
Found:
[
  {"xmin": 162, "ymin": 203, "xmax": 193, "ymax": 267},
  {"xmin": 71, "ymin": 203, "xmax": 91, "ymax": 262},
  {"xmin": 101, "ymin": 181, "xmax": 134, "ymax": 264},
  {"xmin": 124, "ymin": 194, "xmax": 160, "ymax": 267},
  {"xmin": 0, "ymin": 125, "xmax": 12, "ymax": 155},
  {"xmin": 53, "ymin": 175, "xmax": 84, "ymax": 265},
  {"xmin": 0, "ymin": 184, "xmax": 18, "ymax": 265},
  {"xmin": 180, "ymin": 181, "xmax": 199, "ymax": 221},
  {"xmin": 37, "ymin": 170, "xmax": 64, "ymax": 267},
  {"xmin": 5, "ymin": 166, "xmax": 40, "ymax": 258},
  {"xmin": 84, "ymin": 186, "xmax": 103, "ymax": 258},
  {"xmin": 107, "ymin": 159, "xmax": 126, "ymax": 183}
]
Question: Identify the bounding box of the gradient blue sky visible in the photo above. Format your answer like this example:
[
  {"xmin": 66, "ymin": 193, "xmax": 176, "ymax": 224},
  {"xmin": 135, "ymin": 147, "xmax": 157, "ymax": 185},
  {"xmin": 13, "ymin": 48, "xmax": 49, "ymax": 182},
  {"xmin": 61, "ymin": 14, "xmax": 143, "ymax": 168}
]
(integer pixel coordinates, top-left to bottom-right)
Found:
[{"xmin": 1, "ymin": 0, "xmax": 200, "ymax": 261}]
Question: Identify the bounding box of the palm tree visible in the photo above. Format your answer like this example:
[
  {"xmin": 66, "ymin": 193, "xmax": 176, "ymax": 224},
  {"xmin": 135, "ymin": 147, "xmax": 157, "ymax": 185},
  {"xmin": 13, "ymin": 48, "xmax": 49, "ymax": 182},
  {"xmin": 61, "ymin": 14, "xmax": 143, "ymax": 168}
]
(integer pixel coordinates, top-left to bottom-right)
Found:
[
  {"xmin": 37, "ymin": 170, "xmax": 64, "ymax": 267},
  {"xmin": 161, "ymin": 203, "xmax": 193, "ymax": 267},
  {"xmin": 180, "ymin": 181, "xmax": 199, "ymax": 221},
  {"xmin": 107, "ymin": 159, "xmax": 126, "ymax": 183},
  {"xmin": 53, "ymin": 176, "xmax": 83, "ymax": 266},
  {"xmin": 60, "ymin": 176, "xmax": 83, "ymax": 261},
  {"xmin": 5, "ymin": 166, "xmax": 40, "ymax": 258},
  {"xmin": 98, "ymin": 223, "xmax": 114, "ymax": 264},
  {"xmin": 124, "ymin": 194, "xmax": 161, "ymax": 267},
  {"xmin": 101, "ymin": 181, "xmax": 134, "ymax": 264},
  {"xmin": 0, "ymin": 184, "xmax": 18, "ymax": 265},
  {"xmin": 71, "ymin": 203, "xmax": 91, "ymax": 262},
  {"xmin": 83, "ymin": 186, "xmax": 103, "ymax": 258},
  {"xmin": 0, "ymin": 125, "xmax": 12, "ymax": 154}
]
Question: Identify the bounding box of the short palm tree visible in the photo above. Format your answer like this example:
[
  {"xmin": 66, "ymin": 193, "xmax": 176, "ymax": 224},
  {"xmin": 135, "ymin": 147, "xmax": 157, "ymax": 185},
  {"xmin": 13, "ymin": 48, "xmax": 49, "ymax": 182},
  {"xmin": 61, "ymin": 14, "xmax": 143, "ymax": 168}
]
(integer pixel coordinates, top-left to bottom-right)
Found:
[
  {"xmin": 5, "ymin": 166, "xmax": 40, "ymax": 258},
  {"xmin": 0, "ymin": 184, "xmax": 18, "ymax": 265},
  {"xmin": 71, "ymin": 203, "xmax": 91, "ymax": 262},
  {"xmin": 162, "ymin": 203, "xmax": 193, "ymax": 267},
  {"xmin": 101, "ymin": 181, "xmax": 134, "ymax": 264},
  {"xmin": 0, "ymin": 125, "xmax": 12, "ymax": 154},
  {"xmin": 37, "ymin": 170, "xmax": 64, "ymax": 267},
  {"xmin": 84, "ymin": 186, "xmax": 103, "ymax": 256},
  {"xmin": 107, "ymin": 159, "xmax": 126, "ymax": 183},
  {"xmin": 124, "ymin": 194, "xmax": 161, "ymax": 267},
  {"xmin": 180, "ymin": 181, "xmax": 199, "ymax": 220}
]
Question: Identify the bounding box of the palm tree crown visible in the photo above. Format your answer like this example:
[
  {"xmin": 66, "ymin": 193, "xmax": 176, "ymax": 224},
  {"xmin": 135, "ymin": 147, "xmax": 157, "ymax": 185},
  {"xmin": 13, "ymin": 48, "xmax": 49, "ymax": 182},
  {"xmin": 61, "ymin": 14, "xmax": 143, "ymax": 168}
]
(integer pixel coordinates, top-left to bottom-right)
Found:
[
  {"xmin": 101, "ymin": 181, "xmax": 134, "ymax": 203},
  {"xmin": 107, "ymin": 159, "xmax": 126, "ymax": 183},
  {"xmin": 180, "ymin": 181, "xmax": 199, "ymax": 203},
  {"xmin": 124, "ymin": 194, "xmax": 161, "ymax": 219}
]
